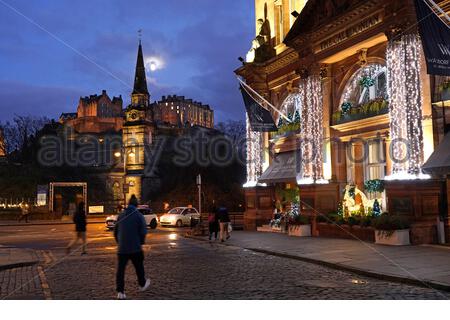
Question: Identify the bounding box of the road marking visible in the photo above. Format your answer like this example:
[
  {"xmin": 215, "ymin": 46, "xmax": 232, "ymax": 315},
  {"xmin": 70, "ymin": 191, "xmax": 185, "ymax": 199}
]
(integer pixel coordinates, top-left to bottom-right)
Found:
[{"xmin": 37, "ymin": 266, "xmax": 52, "ymax": 300}]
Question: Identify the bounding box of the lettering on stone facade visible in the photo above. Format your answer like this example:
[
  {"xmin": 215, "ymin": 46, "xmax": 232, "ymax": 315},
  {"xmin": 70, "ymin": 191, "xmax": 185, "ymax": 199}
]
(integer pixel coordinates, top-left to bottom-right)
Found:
[{"xmin": 316, "ymin": 13, "xmax": 382, "ymax": 53}]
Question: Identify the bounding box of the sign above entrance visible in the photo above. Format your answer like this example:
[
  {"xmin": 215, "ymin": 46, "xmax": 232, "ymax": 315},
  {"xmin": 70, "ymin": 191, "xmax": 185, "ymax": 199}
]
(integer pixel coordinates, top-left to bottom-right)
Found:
[{"xmin": 316, "ymin": 12, "xmax": 383, "ymax": 54}]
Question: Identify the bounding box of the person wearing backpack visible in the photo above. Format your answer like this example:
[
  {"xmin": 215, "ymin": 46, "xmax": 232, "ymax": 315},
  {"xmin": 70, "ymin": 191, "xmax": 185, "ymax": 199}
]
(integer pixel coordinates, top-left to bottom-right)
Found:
[{"xmin": 114, "ymin": 195, "xmax": 151, "ymax": 299}]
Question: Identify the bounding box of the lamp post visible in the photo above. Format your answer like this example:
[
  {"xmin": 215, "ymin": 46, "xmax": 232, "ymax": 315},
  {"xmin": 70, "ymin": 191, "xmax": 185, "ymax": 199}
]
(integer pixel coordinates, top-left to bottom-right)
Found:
[
  {"xmin": 114, "ymin": 148, "xmax": 135, "ymax": 208},
  {"xmin": 196, "ymin": 174, "xmax": 201, "ymax": 215}
]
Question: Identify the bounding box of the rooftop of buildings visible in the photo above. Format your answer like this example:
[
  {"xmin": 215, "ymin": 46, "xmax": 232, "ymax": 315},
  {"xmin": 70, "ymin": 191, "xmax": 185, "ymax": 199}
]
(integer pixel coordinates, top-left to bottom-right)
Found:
[{"xmin": 154, "ymin": 95, "xmax": 212, "ymax": 110}]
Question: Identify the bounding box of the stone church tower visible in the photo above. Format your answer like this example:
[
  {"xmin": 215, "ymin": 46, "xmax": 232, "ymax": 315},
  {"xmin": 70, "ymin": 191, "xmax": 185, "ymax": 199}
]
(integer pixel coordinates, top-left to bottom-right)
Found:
[{"xmin": 123, "ymin": 41, "xmax": 154, "ymax": 203}]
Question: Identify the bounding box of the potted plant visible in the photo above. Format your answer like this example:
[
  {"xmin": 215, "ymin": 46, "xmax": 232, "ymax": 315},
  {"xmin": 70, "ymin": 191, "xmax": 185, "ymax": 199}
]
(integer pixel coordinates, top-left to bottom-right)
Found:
[
  {"xmin": 288, "ymin": 214, "xmax": 311, "ymax": 237},
  {"xmin": 372, "ymin": 214, "xmax": 411, "ymax": 245}
]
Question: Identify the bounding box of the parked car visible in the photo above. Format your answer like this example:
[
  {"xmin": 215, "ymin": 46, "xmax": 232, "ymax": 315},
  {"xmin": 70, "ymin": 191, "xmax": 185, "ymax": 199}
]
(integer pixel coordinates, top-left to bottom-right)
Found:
[
  {"xmin": 159, "ymin": 207, "xmax": 200, "ymax": 227},
  {"xmin": 105, "ymin": 205, "xmax": 158, "ymax": 230}
]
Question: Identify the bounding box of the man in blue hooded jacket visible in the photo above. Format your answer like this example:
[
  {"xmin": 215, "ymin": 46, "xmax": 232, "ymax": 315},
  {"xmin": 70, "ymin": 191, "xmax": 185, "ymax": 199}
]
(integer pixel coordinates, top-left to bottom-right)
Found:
[{"xmin": 114, "ymin": 195, "xmax": 150, "ymax": 299}]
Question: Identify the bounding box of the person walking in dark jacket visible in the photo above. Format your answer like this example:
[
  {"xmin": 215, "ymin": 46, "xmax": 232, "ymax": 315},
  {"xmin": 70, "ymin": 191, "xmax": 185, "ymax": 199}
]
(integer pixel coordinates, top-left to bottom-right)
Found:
[
  {"xmin": 66, "ymin": 202, "xmax": 87, "ymax": 255},
  {"xmin": 114, "ymin": 195, "xmax": 150, "ymax": 300},
  {"xmin": 217, "ymin": 205, "xmax": 231, "ymax": 242},
  {"xmin": 208, "ymin": 205, "xmax": 219, "ymax": 241}
]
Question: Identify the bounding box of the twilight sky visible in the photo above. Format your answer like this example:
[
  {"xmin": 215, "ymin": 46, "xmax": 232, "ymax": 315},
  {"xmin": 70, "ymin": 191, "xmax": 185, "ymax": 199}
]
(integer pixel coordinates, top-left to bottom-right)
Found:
[{"xmin": 0, "ymin": 0, "xmax": 254, "ymax": 123}]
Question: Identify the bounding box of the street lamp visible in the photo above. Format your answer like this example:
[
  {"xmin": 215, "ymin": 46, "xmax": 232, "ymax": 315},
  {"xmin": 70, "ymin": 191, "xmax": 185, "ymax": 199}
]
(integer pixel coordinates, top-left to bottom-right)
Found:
[{"xmin": 114, "ymin": 149, "xmax": 131, "ymax": 207}]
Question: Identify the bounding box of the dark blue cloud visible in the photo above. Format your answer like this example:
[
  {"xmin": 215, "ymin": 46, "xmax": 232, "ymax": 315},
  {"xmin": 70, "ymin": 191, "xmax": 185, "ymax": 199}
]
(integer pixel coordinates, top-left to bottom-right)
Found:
[{"xmin": 0, "ymin": 0, "xmax": 254, "ymax": 123}]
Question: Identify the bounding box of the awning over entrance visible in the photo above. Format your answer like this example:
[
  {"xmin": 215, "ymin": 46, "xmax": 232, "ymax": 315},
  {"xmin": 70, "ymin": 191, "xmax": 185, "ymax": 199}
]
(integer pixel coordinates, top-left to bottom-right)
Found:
[
  {"xmin": 258, "ymin": 151, "xmax": 299, "ymax": 184},
  {"xmin": 422, "ymin": 132, "xmax": 450, "ymax": 175}
]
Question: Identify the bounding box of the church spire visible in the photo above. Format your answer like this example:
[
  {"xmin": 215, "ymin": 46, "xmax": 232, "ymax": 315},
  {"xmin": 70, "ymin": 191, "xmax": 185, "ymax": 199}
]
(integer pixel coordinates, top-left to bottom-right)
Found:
[{"xmin": 132, "ymin": 40, "xmax": 149, "ymax": 96}]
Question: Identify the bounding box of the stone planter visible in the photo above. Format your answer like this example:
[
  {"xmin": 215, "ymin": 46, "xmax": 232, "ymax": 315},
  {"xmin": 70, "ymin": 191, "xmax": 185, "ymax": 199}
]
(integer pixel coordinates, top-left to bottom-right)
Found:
[
  {"xmin": 375, "ymin": 229, "xmax": 410, "ymax": 245},
  {"xmin": 288, "ymin": 224, "xmax": 312, "ymax": 237}
]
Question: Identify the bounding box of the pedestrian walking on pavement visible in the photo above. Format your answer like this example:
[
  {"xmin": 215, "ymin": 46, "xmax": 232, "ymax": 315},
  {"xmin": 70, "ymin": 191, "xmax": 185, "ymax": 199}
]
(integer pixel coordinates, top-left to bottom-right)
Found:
[
  {"xmin": 114, "ymin": 195, "xmax": 151, "ymax": 300},
  {"xmin": 17, "ymin": 203, "xmax": 30, "ymax": 223},
  {"xmin": 208, "ymin": 205, "xmax": 219, "ymax": 241},
  {"xmin": 66, "ymin": 202, "xmax": 87, "ymax": 255},
  {"xmin": 217, "ymin": 205, "xmax": 231, "ymax": 242}
]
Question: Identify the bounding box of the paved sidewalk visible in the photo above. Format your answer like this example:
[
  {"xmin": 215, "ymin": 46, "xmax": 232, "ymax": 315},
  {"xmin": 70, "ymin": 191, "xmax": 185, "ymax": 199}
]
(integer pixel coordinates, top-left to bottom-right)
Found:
[
  {"xmin": 0, "ymin": 217, "xmax": 106, "ymax": 227},
  {"xmin": 0, "ymin": 246, "xmax": 39, "ymax": 271},
  {"xmin": 190, "ymin": 231, "xmax": 450, "ymax": 291}
]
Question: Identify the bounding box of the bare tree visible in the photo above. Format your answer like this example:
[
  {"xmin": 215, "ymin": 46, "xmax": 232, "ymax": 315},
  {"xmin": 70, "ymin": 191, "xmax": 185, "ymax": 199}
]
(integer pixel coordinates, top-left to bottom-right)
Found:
[
  {"xmin": 215, "ymin": 120, "xmax": 246, "ymax": 146},
  {"xmin": 0, "ymin": 115, "xmax": 51, "ymax": 156}
]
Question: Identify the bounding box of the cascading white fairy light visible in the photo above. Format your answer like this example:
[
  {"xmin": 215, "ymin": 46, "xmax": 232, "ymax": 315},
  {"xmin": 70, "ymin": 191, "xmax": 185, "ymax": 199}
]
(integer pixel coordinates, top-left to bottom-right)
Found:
[
  {"xmin": 299, "ymin": 78, "xmax": 313, "ymax": 182},
  {"xmin": 244, "ymin": 114, "xmax": 263, "ymax": 187},
  {"xmin": 405, "ymin": 34, "xmax": 424, "ymax": 175},
  {"xmin": 311, "ymin": 75, "xmax": 324, "ymax": 180},
  {"xmin": 297, "ymin": 76, "xmax": 324, "ymax": 184},
  {"xmin": 386, "ymin": 33, "xmax": 424, "ymax": 179}
]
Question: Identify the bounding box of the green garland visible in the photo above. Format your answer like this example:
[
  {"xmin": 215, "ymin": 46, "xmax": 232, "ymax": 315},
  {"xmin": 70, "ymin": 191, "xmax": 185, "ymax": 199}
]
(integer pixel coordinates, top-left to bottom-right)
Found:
[
  {"xmin": 341, "ymin": 102, "xmax": 352, "ymax": 114},
  {"xmin": 364, "ymin": 179, "xmax": 385, "ymax": 193},
  {"xmin": 359, "ymin": 76, "xmax": 375, "ymax": 88}
]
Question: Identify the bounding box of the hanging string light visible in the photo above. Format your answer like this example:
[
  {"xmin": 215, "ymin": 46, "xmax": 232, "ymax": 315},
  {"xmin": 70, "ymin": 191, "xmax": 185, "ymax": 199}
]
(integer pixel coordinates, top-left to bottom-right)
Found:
[
  {"xmin": 386, "ymin": 33, "xmax": 425, "ymax": 179},
  {"xmin": 244, "ymin": 114, "xmax": 263, "ymax": 187},
  {"xmin": 298, "ymin": 75, "xmax": 325, "ymax": 184}
]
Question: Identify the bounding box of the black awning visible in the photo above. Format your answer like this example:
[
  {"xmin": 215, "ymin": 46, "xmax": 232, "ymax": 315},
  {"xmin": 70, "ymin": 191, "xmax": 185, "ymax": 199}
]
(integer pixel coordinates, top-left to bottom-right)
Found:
[
  {"xmin": 258, "ymin": 151, "xmax": 300, "ymax": 184},
  {"xmin": 423, "ymin": 132, "xmax": 450, "ymax": 175}
]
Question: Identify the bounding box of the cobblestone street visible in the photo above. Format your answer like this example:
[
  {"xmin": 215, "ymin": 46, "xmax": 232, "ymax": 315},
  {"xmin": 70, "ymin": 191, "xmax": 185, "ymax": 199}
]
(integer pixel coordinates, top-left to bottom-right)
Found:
[{"xmin": 1, "ymin": 226, "xmax": 449, "ymax": 300}]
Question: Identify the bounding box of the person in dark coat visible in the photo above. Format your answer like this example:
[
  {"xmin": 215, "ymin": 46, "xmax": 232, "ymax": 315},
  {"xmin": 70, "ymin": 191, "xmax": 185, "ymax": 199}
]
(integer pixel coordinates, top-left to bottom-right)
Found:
[
  {"xmin": 114, "ymin": 195, "xmax": 150, "ymax": 300},
  {"xmin": 66, "ymin": 202, "xmax": 87, "ymax": 255},
  {"xmin": 18, "ymin": 203, "xmax": 30, "ymax": 223},
  {"xmin": 208, "ymin": 204, "xmax": 219, "ymax": 241},
  {"xmin": 217, "ymin": 205, "xmax": 231, "ymax": 242}
]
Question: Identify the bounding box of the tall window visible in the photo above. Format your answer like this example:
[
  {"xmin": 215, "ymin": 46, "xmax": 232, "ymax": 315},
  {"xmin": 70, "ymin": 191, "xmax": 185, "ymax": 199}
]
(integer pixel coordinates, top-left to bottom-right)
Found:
[
  {"xmin": 278, "ymin": 5, "xmax": 284, "ymax": 44},
  {"xmin": 366, "ymin": 139, "xmax": 386, "ymax": 181},
  {"xmin": 346, "ymin": 143, "xmax": 356, "ymax": 184}
]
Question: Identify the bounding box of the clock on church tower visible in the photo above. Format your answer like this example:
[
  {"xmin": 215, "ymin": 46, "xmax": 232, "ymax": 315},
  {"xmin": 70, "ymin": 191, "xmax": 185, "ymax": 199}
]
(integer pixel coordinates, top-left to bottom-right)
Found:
[{"xmin": 125, "ymin": 108, "xmax": 145, "ymax": 122}]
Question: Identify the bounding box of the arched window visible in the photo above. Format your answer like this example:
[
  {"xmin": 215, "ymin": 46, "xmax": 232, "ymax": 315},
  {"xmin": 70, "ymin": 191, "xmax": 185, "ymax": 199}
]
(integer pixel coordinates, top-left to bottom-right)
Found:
[
  {"xmin": 334, "ymin": 64, "xmax": 389, "ymax": 125},
  {"xmin": 340, "ymin": 64, "xmax": 387, "ymax": 107},
  {"xmin": 277, "ymin": 93, "xmax": 301, "ymax": 125},
  {"xmin": 272, "ymin": 93, "xmax": 301, "ymax": 138}
]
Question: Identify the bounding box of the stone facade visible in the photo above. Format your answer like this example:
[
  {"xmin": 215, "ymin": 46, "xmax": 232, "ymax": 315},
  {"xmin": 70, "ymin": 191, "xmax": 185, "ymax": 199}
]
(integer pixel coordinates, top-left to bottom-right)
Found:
[
  {"xmin": 152, "ymin": 95, "xmax": 214, "ymax": 129},
  {"xmin": 60, "ymin": 90, "xmax": 123, "ymax": 134}
]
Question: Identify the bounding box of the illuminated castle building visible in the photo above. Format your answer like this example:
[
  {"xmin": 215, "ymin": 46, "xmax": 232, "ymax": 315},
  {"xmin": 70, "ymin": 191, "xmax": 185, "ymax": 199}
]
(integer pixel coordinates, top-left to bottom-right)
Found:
[
  {"xmin": 152, "ymin": 95, "xmax": 214, "ymax": 129},
  {"xmin": 236, "ymin": 0, "xmax": 450, "ymax": 244},
  {"xmin": 60, "ymin": 90, "xmax": 123, "ymax": 133}
]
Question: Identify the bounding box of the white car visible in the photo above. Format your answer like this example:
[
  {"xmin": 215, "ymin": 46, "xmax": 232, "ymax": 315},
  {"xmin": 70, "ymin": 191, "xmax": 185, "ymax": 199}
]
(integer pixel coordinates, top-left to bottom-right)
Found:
[
  {"xmin": 159, "ymin": 207, "xmax": 200, "ymax": 227},
  {"xmin": 106, "ymin": 205, "xmax": 158, "ymax": 230}
]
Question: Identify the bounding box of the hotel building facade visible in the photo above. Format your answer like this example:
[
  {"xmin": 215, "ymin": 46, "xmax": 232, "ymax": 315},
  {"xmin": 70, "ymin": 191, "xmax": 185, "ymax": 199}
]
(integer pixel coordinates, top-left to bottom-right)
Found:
[{"xmin": 236, "ymin": 0, "xmax": 450, "ymax": 244}]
